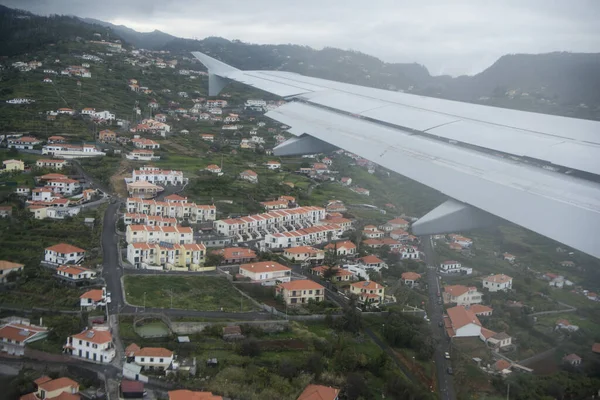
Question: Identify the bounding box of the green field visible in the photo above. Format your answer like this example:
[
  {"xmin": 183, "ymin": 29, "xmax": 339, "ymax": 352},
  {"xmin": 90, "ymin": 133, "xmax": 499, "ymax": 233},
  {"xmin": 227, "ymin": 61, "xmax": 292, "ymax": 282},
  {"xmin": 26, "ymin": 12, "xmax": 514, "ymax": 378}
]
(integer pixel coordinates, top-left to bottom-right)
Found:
[{"xmin": 123, "ymin": 275, "xmax": 257, "ymax": 312}]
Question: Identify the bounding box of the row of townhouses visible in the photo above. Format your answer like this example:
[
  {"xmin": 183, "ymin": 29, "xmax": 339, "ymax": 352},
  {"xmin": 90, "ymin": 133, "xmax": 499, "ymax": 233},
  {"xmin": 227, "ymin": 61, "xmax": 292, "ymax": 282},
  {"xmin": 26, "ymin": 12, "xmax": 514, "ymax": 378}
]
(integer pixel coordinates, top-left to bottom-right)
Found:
[
  {"xmin": 213, "ymin": 206, "xmax": 326, "ymax": 241},
  {"xmin": 129, "ymin": 166, "xmax": 185, "ymax": 186},
  {"xmin": 126, "ymin": 195, "xmax": 216, "ymax": 223}
]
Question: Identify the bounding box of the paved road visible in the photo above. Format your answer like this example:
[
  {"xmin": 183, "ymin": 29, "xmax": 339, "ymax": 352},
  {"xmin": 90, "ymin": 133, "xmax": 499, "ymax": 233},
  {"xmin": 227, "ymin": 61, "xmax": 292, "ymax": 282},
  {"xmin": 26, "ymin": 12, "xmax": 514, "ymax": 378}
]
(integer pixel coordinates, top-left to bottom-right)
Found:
[
  {"xmin": 102, "ymin": 201, "xmax": 124, "ymax": 315},
  {"xmin": 422, "ymin": 235, "xmax": 457, "ymax": 400}
]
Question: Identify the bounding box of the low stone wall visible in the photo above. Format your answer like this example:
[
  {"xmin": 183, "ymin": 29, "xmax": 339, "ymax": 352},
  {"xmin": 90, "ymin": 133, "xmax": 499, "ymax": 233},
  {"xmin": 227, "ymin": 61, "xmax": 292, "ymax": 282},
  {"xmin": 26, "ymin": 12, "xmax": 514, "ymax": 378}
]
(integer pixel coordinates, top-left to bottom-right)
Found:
[{"xmin": 170, "ymin": 320, "xmax": 289, "ymax": 335}]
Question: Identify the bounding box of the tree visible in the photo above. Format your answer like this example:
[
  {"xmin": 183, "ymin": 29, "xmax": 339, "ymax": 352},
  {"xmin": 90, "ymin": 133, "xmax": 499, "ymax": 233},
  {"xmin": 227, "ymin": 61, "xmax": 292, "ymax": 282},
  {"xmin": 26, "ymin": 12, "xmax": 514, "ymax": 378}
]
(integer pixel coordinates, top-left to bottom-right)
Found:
[
  {"xmin": 205, "ymin": 252, "xmax": 224, "ymax": 266},
  {"xmin": 337, "ymin": 295, "xmax": 362, "ymax": 333},
  {"xmin": 237, "ymin": 338, "xmax": 261, "ymax": 357},
  {"xmin": 305, "ymin": 353, "xmax": 324, "ymax": 379},
  {"xmin": 345, "ymin": 372, "xmax": 368, "ymax": 400}
]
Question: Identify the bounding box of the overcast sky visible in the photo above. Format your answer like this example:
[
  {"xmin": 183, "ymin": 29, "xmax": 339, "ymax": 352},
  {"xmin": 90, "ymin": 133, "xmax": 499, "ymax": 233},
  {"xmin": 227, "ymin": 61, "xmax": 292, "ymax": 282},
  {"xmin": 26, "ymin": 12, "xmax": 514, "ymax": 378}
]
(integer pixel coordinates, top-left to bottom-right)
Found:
[{"xmin": 3, "ymin": 0, "xmax": 600, "ymax": 76}]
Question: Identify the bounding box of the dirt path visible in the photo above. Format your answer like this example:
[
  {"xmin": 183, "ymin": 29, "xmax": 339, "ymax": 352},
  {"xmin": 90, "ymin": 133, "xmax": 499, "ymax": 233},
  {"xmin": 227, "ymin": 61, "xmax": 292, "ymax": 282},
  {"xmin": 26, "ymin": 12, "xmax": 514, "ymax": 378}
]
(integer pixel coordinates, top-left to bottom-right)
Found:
[{"xmin": 110, "ymin": 159, "xmax": 133, "ymax": 198}]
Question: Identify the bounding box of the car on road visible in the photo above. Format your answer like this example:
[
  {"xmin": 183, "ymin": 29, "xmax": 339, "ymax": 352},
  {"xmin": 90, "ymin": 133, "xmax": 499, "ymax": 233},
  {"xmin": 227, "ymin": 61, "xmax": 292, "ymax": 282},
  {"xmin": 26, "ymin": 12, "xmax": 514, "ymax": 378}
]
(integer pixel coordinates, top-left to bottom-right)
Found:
[
  {"xmin": 438, "ymin": 321, "xmax": 444, "ymax": 327},
  {"xmin": 447, "ymin": 367, "xmax": 453, "ymax": 375},
  {"xmin": 444, "ymin": 352, "xmax": 450, "ymax": 359}
]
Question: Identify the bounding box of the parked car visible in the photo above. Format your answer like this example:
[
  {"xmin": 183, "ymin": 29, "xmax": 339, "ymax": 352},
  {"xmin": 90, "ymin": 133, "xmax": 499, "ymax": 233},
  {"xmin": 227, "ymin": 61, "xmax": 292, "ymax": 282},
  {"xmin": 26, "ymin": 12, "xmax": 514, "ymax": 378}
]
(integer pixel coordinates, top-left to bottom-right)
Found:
[
  {"xmin": 447, "ymin": 367, "xmax": 453, "ymax": 375},
  {"xmin": 444, "ymin": 352, "xmax": 450, "ymax": 359}
]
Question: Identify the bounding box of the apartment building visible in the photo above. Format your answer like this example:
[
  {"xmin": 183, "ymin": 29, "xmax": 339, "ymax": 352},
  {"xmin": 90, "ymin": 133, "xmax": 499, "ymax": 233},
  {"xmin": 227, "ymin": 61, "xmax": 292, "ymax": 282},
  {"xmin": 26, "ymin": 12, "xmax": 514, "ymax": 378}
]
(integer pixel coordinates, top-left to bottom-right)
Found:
[
  {"xmin": 126, "ymin": 196, "xmax": 216, "ymax": 223},
  {"xmin": 0, "ymin": 319, "xmax": 48, "ymax": 356},
  {"xmin": 131, "ymin": 166, "xmax": 185, "ymax": 186},
  {"xmin": 125, "ymin": 225, "xmax": 194, "ymax": 244},
  {"xmin": 214, "ymin": 206, "xmax": 326, "ymax": 238},
  {"xmin": 36, "ymin": 159, "xmax": 67, "ymax": 169},
  {"xmin": 123, "ymin": 213, "xmax": 177, "ymax": 227},
  {"xmin": 126, "ymin": 242, "xmax": 206, "ymax": 270},
  {"xmin": 264, "ymin": 224, "xmax": 342, "ymax": 249}
]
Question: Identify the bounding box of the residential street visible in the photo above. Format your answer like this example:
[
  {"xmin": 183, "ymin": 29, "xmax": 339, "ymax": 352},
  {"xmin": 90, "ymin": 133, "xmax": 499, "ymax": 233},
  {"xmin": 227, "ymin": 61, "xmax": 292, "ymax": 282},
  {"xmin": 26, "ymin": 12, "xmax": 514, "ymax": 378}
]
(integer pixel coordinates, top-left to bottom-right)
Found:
[{"xmin": 422, "ymin": 235, "xmax": 457, "ymax": 400}]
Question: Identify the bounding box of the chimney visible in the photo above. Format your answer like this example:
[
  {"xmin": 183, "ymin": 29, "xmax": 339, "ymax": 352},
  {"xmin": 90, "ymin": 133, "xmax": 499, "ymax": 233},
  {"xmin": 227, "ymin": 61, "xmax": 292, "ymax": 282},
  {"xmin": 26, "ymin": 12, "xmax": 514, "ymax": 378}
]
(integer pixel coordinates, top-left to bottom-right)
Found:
[{"xmin": 39, "ymin": 317, "xmax": 43, "ymax": 327}]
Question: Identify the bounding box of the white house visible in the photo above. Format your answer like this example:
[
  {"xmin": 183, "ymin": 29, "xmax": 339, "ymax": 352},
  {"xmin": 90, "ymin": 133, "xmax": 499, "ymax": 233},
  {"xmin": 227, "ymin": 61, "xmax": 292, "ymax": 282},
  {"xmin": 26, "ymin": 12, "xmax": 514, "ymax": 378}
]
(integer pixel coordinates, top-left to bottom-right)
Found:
[
  {"xmin": 7, "ymin": 136, "xmax": 41, "ymax": 150},
  {"xmin": 93, "ymin": 110, "xmax": 115, "ymax": 121},
  {"xmin": 132, "ymin": 347, "xmax": 174, "ymax": 371},
  {"xmin": 131, "ymin": 167, "xmax": 185, "ymax": 186},
  {"xmin": 132, "ymin": 138, "xmax": 160, "ymax": 150},
  {"xmin": 482, "ymin": 274, "xmax": 513, "ymax": 292},
  {"xmin": 439, "ymin": 260, "xmax": 473, "ymax": 275},
  {"xmin": 324, "ymin": 240, "xmax": 357, "ymax": 256},
  {"xmin": 47, "ymin": 178, "xmax": 80, "ymax": 195},
  {"xmin": 80, "ymin": 288, "xmax": 108, "ymax": 310},
  {"xmin": 56, "ymin": 265, "xmax": 96, "ymax": 282},
  {"xmin": 0, "ymin": 319, "xmax": 48, "ymax": 356},
  {"xmin": 443, "ymin": 285, "xmax": 483, "ymax": 306},
  {"xmin": 64, "ymin": 328, "xmax": 115, "ymax": 363},
  {"xmin": 445, "ymin": 306, "xmax": 482, "ymax": 338},
  {"xmin": 283, "ymin": 246, "xmax": 325, "ymax": 263},
  {"xmin": 357, "ymin": 255, "xmax": 387, "ymax": 271},
  {"xmin": 32, "ymin": 187, "xmax": 56, "ymax": 202},
  {"xmin": 240, "ymin": 170, "xmax": 258, "ymax": 183},
  {"xmin": 45, "ymin": 243, "xmax": 86, "ymax": 265},
  {"xmin": 238, "ymin": 261, "xmax": 291, "ymax": 286},
  {"xmin": 36, "ymin": 159, "xmax": 67, "ymax": 170},
  {"xmin": 265, "ymin": 160, "xmax": 281, "ymax": 170}
]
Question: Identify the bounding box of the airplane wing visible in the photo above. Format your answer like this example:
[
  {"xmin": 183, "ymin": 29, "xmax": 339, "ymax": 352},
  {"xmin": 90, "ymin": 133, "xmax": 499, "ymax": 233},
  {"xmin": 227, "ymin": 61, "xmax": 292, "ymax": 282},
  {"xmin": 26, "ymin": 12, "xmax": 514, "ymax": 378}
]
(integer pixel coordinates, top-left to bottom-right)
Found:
[{"xmin": 192, "ymin": 51, "xmax": 600, "ymax": 259}]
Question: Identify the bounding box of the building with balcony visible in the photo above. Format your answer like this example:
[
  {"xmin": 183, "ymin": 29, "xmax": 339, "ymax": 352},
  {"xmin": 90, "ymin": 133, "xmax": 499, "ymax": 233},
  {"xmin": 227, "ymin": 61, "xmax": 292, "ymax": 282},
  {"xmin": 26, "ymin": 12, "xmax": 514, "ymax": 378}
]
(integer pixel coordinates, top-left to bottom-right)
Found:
[
  {"xmin": 64, "ymin": 328, "xmax": 115, "ymax": 363},
  {"xmin": 276, "ymin": 279, "xmax": 325, "ymax": 305}
]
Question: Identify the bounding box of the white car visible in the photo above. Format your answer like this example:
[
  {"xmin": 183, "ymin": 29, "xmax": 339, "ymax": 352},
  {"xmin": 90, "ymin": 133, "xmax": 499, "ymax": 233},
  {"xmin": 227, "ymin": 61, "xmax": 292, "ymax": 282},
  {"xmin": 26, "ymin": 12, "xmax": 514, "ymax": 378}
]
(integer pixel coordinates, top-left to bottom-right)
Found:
[{"xmin": 444, "ymin": 352, "xmax": 450, "ymax": 359}]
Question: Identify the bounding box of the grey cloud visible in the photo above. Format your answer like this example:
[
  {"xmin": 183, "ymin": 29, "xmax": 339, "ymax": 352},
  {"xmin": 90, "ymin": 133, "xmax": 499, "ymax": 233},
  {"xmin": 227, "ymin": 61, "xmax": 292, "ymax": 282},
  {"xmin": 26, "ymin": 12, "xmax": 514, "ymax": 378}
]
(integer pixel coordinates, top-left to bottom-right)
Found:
[{"xmin": 2, "ymin": 0, "xmax": 600, "ymax": 75}]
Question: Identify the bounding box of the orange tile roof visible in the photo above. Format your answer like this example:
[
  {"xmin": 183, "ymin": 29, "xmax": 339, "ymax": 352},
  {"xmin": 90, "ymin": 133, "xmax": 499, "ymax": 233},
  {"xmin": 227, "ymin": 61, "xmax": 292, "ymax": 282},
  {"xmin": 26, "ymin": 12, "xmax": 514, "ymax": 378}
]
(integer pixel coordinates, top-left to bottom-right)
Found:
[
  {"xmin": 447, "ymin": 306, "xmax": 481, "ymax": 330},
  {"xmin": 38, "ymin": 377, "xmax": 79, "ymax": 393},
  {"xmin": 46, "ymin": 243, "xmax": 85, "ymax": 254},
  {"xmin": 351, "ymin": 281, "xmax": 384, "ymax": 291},
  {"xmin": 0, "ymin": 325, "xmax": 45, "ymax": 342},
  {"xmin": 135, "ymin": 347, "xmax": 173, "ymax": 358},
  {"xmin": 34, "ymin": 376, "xmax": 53, "ymax": 386},
  {"xmin": 0, "ymin": 260, "xmax": 24, "ymax": 271},
  {"xmin": 165, "ymin": 194, "xmax": 187, "ymax": 201},
  {"xmin": 480, "ymin": 327, "xmax": 496, "ymax": 340},
  {"xmin": 239, "ymin": 261, "xmax": 291, "ymax": 274},
  {"xmin": 125, "ymin": 343, "xmax": 141, "ymax": 357},
  {"xmin": 359, "ymin": 255, "xmax": 384, "ymax": 264},
  {"xmin": 80, "ymin": 289, "xmax": 104, "ymax": 302},
  {"xmin": 168, "ymin": 390, "xmax": 222, "ymax": 400},
  {"xmin": 72, "ymin": 329, "xmax": 112, "ymax": 344},
  {"xmin": 469, "ymin": 304, "xmax": 493, "ymax": 315},
  {"xmin": 284, "ymin": 246, "xmax": 323, "ymax": 254},
  {"xmin": 278, "ymin": 279, "xmax": 324, "ymax": 291},
  {"xmin": 444, "ymin": 285, "xmax": 470, "ymax": 297},
  {"xmin": 20, "ymin": 393, "xmax": 38, "ymax": 400},
  {"xmin": 325, "ymin": 240, "xmax": 356, "ymax": 250},
  {"xmin": 57, "ymin": 265, "xmax": 92, "ymax": 276},
  {"xmin": 297, "ymin": 384, "xmax": 340, "ymax": 400},
  {"xmin": 484, "ymin": 274, "xmax": 512, "ymax": 284},
  {"xmin": 206, "ymin": 164, "xmax": 221, "ymax": 170},
  {"xmin": 213, "ymin": 248, "xmax": 257, "ymax": 260},
  {"xmin": 494, "ymin": 359, "xmax": 511, "ymax": 371},
  {"xmin": 241, "ymin": 169, "xmax": 257, "ymax": 177},
  {"xmin": 388, "ymin": 218, "xmax": 409, "ymax": 225},
  {"xmin": 401, "ymin": 272, "xmax": 421, "ymax": 281}
]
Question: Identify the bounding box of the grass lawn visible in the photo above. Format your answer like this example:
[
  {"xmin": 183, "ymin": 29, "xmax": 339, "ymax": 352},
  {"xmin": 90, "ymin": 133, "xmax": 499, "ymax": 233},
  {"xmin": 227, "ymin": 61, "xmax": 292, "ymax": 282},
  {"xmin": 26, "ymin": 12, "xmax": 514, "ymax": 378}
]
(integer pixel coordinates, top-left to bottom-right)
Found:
[{"xmin": 123, "ymin": 275, "xmax": 257, "ymax": 312}]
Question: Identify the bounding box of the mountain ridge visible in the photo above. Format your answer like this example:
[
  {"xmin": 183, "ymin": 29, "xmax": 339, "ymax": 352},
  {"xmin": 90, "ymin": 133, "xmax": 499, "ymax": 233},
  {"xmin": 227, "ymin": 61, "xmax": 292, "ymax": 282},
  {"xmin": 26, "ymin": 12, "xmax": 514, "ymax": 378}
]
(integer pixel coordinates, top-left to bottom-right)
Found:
[{"xmin": 1, "ymin": 5, "xmax": 599, "ymax": 119}]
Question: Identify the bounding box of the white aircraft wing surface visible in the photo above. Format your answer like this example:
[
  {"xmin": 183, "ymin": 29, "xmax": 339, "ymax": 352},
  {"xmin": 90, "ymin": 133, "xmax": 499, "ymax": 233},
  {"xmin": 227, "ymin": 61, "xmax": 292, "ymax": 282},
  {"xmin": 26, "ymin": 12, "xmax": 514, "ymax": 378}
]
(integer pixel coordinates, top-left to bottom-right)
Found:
[{"xmin": 192, "ymin": 51, "xmax": 600, "ymax": 259}]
